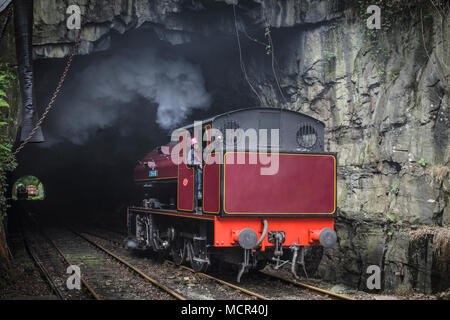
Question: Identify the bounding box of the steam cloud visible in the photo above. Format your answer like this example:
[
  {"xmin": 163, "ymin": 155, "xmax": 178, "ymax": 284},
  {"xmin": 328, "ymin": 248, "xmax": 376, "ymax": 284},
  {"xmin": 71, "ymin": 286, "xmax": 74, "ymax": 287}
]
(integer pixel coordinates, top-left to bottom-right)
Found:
[{"xmin": 51, "ymin": 48, "xmax": 211, "ymax": 145}]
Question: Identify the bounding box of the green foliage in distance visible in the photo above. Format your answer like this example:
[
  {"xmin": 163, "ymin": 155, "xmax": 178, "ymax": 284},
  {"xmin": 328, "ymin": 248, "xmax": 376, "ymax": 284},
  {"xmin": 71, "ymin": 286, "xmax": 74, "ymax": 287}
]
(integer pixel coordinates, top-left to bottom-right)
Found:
[{"xmin": 12, "ymin": 175, "xmax": 45, "ymax": 200}]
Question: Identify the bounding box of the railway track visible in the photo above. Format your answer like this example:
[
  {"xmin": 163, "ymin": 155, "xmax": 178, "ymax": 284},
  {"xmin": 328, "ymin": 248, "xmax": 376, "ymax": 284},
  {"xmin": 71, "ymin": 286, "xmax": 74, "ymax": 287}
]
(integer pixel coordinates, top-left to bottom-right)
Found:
[
  {"xmin": 82, "ymin": 226, "xmax": 356, "ymax": 301},
  {"xmin": 19, "ymin": 222, "xmax": 95, "ymax": 300},
  {"xmin": 70, "ymin": 230, "xmax": 184, "ymax": 300},
  {"xmin": 78, "ymin": 228, "xmax": 267, "ymax": 299},
  {"xmin": 258, "ymin": 271, "xmax": 355, "ymax": 301},
  {"xmin": 78, "ymin": 230, "xmax": 263, "ymax": 300},
  {"xmin": 165, "ymin": 261, "xmax": 270, "ymax": 300},
  {"xmin": 18, "ymin": 215, "xmax": 184, "ymax": 300},
  {"xmin": 80, "ymin": 227, "xmax": 263, "ymax": 299},
  {"xmin": 177, "ymin": 262, "xmax": 355, "ymax": 300},
  {"xmin": 21, "ymin": 229, "xmax": 65, "ymax": 300},
  {"xmin": 48, "ymin": 227, "xmax": 184, "ymax": 300}
]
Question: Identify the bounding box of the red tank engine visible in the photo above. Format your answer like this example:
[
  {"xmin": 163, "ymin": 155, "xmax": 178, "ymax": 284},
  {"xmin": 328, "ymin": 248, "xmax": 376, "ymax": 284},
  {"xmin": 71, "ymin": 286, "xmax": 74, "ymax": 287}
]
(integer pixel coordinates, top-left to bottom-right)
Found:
[
  {"xmin": 26, "ymin": 185, "xmax": 37, "ymax": 196},
  {"xmin": 127, "ymin": 108, "xmax": 337, "ymax": 281}
]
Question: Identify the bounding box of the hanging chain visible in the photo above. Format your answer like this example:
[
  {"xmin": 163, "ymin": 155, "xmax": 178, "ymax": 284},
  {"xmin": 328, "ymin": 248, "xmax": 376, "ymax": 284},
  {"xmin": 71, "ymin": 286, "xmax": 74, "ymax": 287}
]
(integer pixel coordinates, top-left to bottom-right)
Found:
[{"xmin": 11, "ymin": 2, "xmax": 90, "ymax": 158}]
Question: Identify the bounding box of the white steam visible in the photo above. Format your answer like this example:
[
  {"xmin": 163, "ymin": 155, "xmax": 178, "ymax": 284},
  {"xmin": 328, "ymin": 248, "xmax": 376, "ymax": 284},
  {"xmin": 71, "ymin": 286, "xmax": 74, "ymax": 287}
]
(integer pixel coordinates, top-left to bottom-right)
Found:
[{"xmin": 54, "ymin": 48, "xmax": 211, "ymax": 144}]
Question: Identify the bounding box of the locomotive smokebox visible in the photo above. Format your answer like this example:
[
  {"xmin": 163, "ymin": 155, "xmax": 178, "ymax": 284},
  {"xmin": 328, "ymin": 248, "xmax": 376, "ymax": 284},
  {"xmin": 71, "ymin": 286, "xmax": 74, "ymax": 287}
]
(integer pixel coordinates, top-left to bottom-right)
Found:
[{"xmin": 238, "ymin": 228, "xmax": 258, "ymax": 250}]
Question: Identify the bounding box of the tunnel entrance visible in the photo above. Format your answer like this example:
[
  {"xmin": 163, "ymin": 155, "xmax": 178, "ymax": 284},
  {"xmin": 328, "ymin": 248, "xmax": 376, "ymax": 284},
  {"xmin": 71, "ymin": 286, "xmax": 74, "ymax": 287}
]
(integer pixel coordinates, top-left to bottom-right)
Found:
[
  {"xmin": 13, "ymin": 12, "xmax": 279, "ymax": 227},
  {"xmin": 12, "ymin": 175, "xmax": 45, "ymax": 200}
]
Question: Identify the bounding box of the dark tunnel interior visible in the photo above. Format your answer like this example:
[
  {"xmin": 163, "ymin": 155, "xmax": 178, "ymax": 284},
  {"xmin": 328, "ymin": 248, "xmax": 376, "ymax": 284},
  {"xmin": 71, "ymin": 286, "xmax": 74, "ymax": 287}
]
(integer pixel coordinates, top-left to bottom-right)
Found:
[{"xmin": 7, "ymin": 15, "xmax": 283, "ymax": 229}]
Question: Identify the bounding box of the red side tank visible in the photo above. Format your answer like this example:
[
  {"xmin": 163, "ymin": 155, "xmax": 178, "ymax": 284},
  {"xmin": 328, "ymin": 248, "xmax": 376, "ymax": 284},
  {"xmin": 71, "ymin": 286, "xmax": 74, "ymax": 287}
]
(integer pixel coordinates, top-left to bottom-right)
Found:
[{"xmin": 134, "ymin": 144, "xmax": 177, "ymax": 183}]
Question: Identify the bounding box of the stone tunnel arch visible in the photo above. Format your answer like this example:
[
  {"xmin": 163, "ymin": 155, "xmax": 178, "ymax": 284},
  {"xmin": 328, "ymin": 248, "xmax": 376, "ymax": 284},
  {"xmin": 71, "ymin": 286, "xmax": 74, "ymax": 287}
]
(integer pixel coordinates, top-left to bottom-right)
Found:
[{"xmin": 11, "ymin": 175, "xmax": 45, "ymax": 200}]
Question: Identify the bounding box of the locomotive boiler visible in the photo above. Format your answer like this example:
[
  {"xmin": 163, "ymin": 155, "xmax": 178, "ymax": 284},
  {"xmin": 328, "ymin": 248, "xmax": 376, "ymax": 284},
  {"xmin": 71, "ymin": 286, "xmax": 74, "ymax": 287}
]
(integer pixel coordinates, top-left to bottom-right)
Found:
[{"xmin": 127, "ymin": 108, "xmax": 337, "ymax": 282}]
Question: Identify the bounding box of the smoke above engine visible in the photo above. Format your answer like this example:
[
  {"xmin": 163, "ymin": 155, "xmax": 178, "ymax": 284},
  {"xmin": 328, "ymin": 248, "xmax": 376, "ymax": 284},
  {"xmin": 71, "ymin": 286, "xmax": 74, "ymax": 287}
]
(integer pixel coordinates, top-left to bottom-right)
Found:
[{"xmin": 46, "ymin": 46, "xmax": 211, "ymax": 145}]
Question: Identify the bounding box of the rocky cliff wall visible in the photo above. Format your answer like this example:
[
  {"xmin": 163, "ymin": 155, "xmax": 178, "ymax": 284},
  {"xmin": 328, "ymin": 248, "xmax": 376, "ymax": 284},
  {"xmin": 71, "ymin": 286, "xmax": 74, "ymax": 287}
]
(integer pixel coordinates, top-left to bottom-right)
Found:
[{"xmin": 31, "ymin": 0, "xmax": 449, "ymax": 293}]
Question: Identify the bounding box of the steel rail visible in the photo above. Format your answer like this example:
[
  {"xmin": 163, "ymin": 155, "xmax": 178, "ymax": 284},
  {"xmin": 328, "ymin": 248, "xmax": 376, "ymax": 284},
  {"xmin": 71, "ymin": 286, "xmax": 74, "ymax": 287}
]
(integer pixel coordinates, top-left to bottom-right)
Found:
[
  {"xmin": 73, "ymin": 231, "xmax": 186, "ymax": 300},
  {"xmin": 20, "ymin": 214, "xmax": 99, "ymax": 300},
  {"xmin": 167, "ymin": 261, "xmax": 270, "ymax": 300},
  {"xmin": 45, "ymin": 234, "xmax": 101, "ymax": 300},
  {"xmin": 259, "ymin": 270, "xmax": 356, "ymax": 300},
  {"xmin": 21, "ymin": 230, "xmax": 65, "ymax": 300},
  {"xmin": 79, "ymin": 230, "xmax": 268, "ymax": 300},
  {"xmin": 81, "ymin": 229, "xmax": 125, "ymax": 248},
  {"xmin": 80, "ymin": 229, "xmax": 351, "ymax": 301}
]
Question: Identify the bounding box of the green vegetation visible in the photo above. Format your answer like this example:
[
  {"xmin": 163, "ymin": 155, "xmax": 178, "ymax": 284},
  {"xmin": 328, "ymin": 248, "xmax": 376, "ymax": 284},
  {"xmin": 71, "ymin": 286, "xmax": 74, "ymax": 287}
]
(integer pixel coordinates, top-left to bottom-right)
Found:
[
  {"xmin": 357, "ymin": 0, "xmax": 390, "ymax": 80},
  {"xmin": 0, "ymin": 63, "xmax": 17, "ymax": 223},
  {"xmin": 391, "ymin": 184, "xmax": 399, "ymax": 195},
  {"xmin": 418, "ymin": 158, "xmax": 428, "ymax": 168},
  {"xmin": 357, "ymin": 0, "xmax": 435, "ymax": 83},
  {"xmin": 386, "ymin": 213, "xmax": 399, "ymax": 223},
  {"xmin": 12, "ymin": 175, "xmax": 45, "ymax": 201}
]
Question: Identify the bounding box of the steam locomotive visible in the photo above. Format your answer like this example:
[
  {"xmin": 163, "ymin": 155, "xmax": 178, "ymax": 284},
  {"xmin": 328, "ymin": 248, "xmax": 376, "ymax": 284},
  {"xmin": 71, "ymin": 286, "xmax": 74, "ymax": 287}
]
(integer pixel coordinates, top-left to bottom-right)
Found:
[
  {"xmin": 127, "ymin": 108, "xmax": 337, "ymax": 281},
  {"xmin": 26, "ymin": 185, "xmax": 37, "ymax": 196}
]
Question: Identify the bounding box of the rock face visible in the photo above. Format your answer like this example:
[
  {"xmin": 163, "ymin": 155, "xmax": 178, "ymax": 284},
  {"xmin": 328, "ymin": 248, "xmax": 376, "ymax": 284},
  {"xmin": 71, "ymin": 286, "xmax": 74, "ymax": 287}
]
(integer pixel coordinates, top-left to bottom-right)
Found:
[{"xmin": 31, "ymin": 0, "xmax": 449, "ymax": 293}]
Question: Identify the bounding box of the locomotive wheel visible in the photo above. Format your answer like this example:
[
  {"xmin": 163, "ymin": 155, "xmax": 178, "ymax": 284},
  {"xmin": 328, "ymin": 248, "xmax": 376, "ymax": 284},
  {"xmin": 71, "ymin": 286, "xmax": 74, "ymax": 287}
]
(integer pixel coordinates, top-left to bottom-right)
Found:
[
  {"xmin": 171, "ymin": 240, "xmax": 186, "ymax": 266},
  {"xmin": 187, "ymin": 239, "xmax": 209, "ymax": 273}
]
